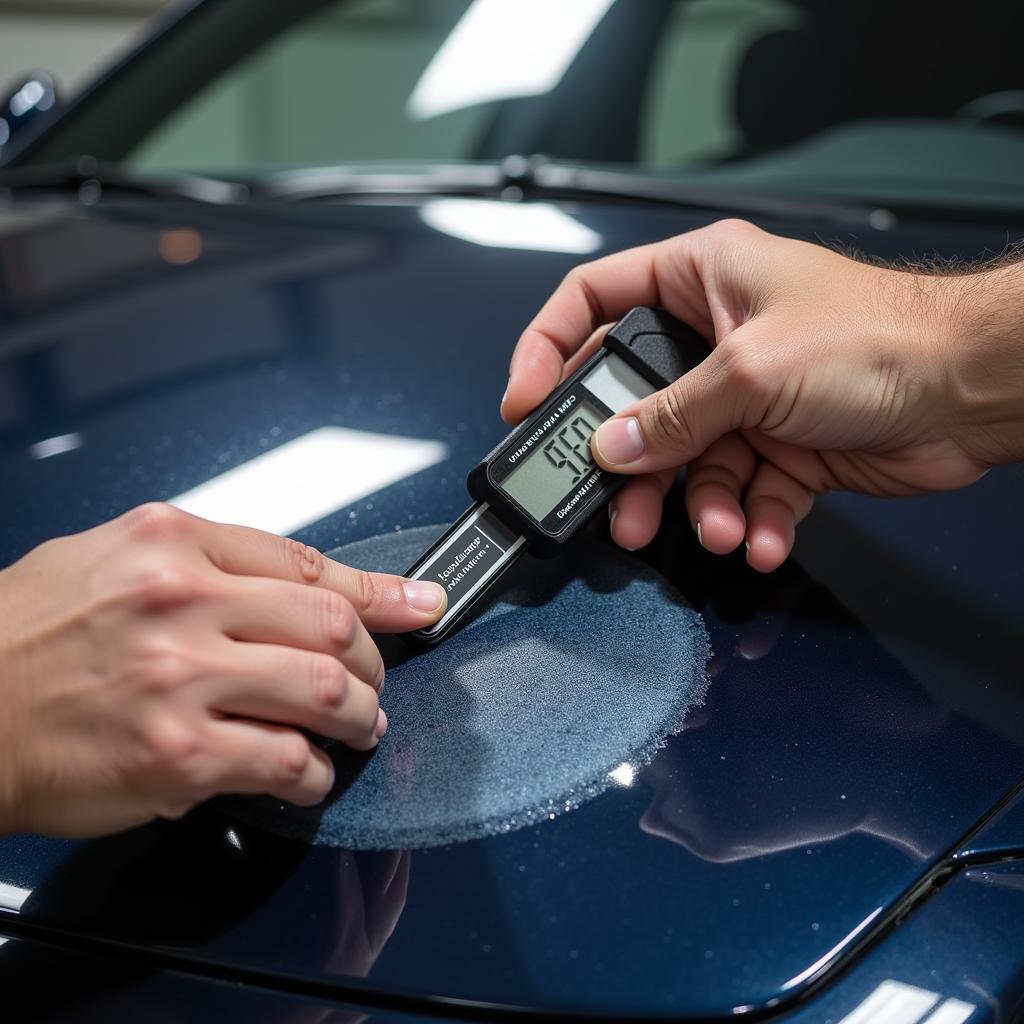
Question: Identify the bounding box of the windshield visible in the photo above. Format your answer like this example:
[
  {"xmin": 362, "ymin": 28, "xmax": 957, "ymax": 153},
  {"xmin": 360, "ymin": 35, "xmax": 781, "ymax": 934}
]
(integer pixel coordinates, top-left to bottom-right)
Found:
[{"xmin": 12, "ymin": 0, "xmax": 1024, "ymax": 215}]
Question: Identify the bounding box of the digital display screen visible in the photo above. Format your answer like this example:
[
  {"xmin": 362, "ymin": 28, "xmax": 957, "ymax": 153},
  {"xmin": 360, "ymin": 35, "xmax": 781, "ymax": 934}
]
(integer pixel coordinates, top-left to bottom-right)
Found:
[{"xmin": 501, "ymin": 400, "xmax": 606, "ymax": 522}]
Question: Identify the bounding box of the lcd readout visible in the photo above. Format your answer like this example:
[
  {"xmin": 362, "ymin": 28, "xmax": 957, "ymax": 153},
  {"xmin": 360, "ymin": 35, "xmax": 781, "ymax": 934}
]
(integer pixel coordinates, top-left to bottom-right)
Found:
[{"xmin": 501, "ymin": 400, "xmax": 605, "ymax": 521}]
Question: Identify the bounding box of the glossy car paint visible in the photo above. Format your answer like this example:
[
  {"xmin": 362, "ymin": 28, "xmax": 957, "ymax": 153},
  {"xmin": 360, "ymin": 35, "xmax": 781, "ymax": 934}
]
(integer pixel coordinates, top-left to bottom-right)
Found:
[
  {"xmin": 0, "ymin": 193, "xmax": 1023, "ymax": 1021},
  {"xmin": 9, "ymin": 868, "xmax": 1024, "ymax": 1023},
  {"xmin": 779, "ymin": 861, "xmax": 1024, "ymax": 1023},
  {"xmin": 954, "ymin": 785, "xmax": 1024, "ymax": 863}
]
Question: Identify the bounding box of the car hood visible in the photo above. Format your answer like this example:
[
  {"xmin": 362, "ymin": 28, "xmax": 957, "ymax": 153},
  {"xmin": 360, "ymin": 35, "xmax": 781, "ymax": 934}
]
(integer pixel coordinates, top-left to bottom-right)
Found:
[{"xmin": 0, "ymin": 193, "xmax": 1023, "ymax": 1020}]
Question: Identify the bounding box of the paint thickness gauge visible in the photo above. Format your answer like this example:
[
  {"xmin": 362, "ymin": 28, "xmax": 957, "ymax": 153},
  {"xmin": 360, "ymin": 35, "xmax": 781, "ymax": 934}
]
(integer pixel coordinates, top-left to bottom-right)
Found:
[{"xmin": 405, "ymin": 307, "xmax": 710, "ymax": 644}]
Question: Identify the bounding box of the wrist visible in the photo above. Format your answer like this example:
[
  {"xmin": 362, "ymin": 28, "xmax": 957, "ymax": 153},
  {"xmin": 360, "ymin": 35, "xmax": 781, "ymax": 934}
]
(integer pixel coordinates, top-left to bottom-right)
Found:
[{"xmin": 938, "ymin": 265, "xmax": 1024, "ymax": 465}]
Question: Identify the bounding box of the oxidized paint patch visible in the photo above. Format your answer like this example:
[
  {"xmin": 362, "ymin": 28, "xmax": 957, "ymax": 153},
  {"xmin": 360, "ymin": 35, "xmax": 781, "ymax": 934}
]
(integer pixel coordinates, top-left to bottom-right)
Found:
[{"xmin": 231, "ymin": 526, "xmax": 709, "ymax": 849}]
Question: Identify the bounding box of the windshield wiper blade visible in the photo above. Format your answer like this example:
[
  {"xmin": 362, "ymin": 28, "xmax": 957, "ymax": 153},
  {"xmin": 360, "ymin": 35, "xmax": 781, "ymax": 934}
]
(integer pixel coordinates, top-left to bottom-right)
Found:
[
  {"xmin": 0, "ymin": 156, "xmax": 249, "ymax": 205},
  {"xmin": 260, "ymin": 162, "xmax": 508, "ymax": 200},
  {"xmin": 524, "ymin": 160, "xmax": 890, "ymax": 228},
  {"xmin": 261, "ymin": 156, "xmax": 887, "ymax": 227}
]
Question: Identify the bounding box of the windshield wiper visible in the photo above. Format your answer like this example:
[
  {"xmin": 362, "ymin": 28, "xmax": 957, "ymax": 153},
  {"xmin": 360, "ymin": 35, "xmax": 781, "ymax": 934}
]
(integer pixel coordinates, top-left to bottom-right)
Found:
[
  {"xmin": 0, "ymin": 154, "xmax": 890, "ymax": 227},
  {"xmin": 260, "ymin": 155, "xmax": 889, "ymax": 228},
  {"xmin": 0, "ymin": 156, "xmax": 249, "ymax": 205}
]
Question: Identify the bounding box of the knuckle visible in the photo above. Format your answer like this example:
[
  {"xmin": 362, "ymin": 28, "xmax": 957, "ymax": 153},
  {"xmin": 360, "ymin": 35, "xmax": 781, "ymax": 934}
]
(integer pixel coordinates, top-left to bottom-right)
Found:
[
  {"xmin": 563, "ymin": 264, "xmax": 603, "ymax": 319},
  {"xmin": 351, "ymin": 569, "xmax": 380, "ymax": 615},
  {"xmin": 137, "ymin": 715, "xmax": 205, "ymax": 782},
  {"xmin": 562, "ymin": 263, "xmax": 589, "ymax": 289},
  {"xmin": 130, "ymin": 561, "xmax": 209, "ymax": 609},
  {"xmin": 311, "ymin": 655, "xmax": 348, "ymax": 710},
  {"xmin": 721, "ymin": 341, "xmax": 773, "ymax": 400},
  {"xmin": 645, "ymin": 384, "xmax": 698, "ymax": 455},
  {"xmin": 322, "ymin": 590, "xmax": 358, "ymax": 648},
  {"xmin": 155, "ymin": 800, "xmax": 194, "ymax": 821},
  {"xmin": 287, "ymin": 539, "xmax": 324, "ymax": 584},
  {"xmin": 709, "ymin": 217, "xmax": 761, "ymax": 245},
  {"xmin": 274, "ymin": 733, "xmax": 311, "ymax": 784},
  {"xmin": 129, "ymin": 636, "xmax": 199, "ymax": 695},
  {"xmin": 122, "ymin": 502, "xmax": 192, "ymax": 541},
  {"xmin": 688, "ymin": 461, "xmax": 746, "ymax": 495}
]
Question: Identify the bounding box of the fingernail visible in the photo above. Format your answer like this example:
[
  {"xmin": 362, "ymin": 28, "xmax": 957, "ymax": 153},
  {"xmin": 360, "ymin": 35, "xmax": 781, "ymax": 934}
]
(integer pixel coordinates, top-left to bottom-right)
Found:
[
  {"xmin": 500, "ymin": 380, "xmax": 510, "ymax": 409},
  {"xmin": 745, "ymin": 540, "xmax": 751, "ymax": 564},
  {"xmin": 323, "ymin": 760, "xmax": 336, "ymax": 796},
  {"xmin": 403, "ymin": 580, "xmax": 445, "ymax": 612},
  {"xmin": 594, "ymin": 417, "xmax": 644, "ymax": 466},
  {"xmin": 696, "ymin": 520, "xmax": 704, "ymax": 547},
  {"xmin": 609, "ymin": 506, "xmax": 634, "ymax": 551},
  {"xmin": 375, "ymin": 708, "xmax": 388, "ymax": 739}
]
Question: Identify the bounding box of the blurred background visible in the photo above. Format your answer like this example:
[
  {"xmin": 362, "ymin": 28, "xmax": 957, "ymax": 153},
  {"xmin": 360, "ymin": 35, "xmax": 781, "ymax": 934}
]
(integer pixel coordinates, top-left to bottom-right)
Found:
[{"xmin": 0, "ymin": 0, "xmax": 172, "ymax": 98}]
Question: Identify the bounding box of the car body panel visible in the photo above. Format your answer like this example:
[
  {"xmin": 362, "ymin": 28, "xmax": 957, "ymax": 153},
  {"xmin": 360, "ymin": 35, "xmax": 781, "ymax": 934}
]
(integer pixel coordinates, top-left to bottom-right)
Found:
[
  {"xmin": 0, "ymin": 930, "xmax": 414, "ymax": 1024},
  {"xmin": 7, "ymin": 865, "xmax": 1024, "ymax": 1024},
  {"xmin": 954, "ymin": 786, "xmax": 1024, "ymax": 862},
  {"xmin": 780, "ymin": 861, "xmax": 1024, "ymax": 1024},
  {"xmin": 1, "ymin": 195, "xmax": 1023, "ymax": 1019}
]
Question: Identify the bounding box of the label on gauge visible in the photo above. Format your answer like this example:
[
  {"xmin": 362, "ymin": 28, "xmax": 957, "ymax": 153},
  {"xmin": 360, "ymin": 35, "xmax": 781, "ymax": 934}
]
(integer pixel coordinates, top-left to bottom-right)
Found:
[{"xmin": 410, "ymin": 504, "xmax": 523, "ymax": 634}]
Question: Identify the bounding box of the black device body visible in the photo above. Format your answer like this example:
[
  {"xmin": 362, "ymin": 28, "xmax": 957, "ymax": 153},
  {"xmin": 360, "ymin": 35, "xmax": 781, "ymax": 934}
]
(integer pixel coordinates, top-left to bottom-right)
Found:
[
  {"xmin": 404, "ymin": 307, "xmax": 709, "ymax": 644},
  {"xmin": 468, "ymin": 307, "xmax": 708, "ymax": 557}
]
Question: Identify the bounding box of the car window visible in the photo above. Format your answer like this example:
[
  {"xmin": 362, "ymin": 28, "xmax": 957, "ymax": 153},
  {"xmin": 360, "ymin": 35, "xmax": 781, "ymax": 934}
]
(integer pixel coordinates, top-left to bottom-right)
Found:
[
  {"xmin": 131, "ymin": 0, "xmax": 490, "ymax": 173},
  {"xmin": 639, "ymin": 0, "xmax": 801, "ymax": 168},
  {"xmin": 130, "ymin": 0, "xmax": 810, "ymax": 176},
  {"xmin": 18, "ymin": 0, "xmax": 1024, "ymax": 215}
]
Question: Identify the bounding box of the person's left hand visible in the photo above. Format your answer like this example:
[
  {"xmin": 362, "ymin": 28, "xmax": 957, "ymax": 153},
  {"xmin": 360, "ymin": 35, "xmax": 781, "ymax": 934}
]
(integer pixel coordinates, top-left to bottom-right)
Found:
[{"xmin": 0, "ymin": 504, "xmax": 446, "ymax": 837}]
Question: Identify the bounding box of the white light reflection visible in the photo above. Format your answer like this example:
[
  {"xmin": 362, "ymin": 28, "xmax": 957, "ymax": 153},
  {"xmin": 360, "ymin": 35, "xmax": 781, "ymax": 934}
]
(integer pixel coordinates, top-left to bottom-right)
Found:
[
  {"xmin": 608, "ymin": 763, "xmax": 635, "ymax": 787},
  {"xmin": 9, "ymin": 80, "xmax": 46, "ymax": 118},
  {"xmin": 0, "ymin": 882, "xmax": 32, "ymax": 948},
  {"xmin": 30, "ymin": 432, "xmax": 82, "ymax": 459},
  {"xmin": 0, "ymin": 882, "xmax": 31, "ymax": 912},
  {"xmin": 836, "ymin": 981, "xmax": 975, "ymax": 1024},
  {"xmin": 926, "ymin": 999, "xmax": 977, "ymax": 1024},
  {"xmin": 781, "ymin": 907, "xmax": 883, "ymax": 991},
  {"xmin": 169, "ymin": 426, "xmax": 447, "ymax": 535},
  {"xmin": 408, "ymin": 0, "xmax": 616, "ymax": 120},
  {"xmin": 421, "ymin": 199, "xmax": 601, "ymax": 253}
]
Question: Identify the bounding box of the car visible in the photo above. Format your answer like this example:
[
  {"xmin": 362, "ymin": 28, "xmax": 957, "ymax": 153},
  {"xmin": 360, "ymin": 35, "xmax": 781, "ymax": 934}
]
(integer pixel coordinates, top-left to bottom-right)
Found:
[{"xmin": 1, "ymin": 1, "xmax": 1023, "ymax": 1021}]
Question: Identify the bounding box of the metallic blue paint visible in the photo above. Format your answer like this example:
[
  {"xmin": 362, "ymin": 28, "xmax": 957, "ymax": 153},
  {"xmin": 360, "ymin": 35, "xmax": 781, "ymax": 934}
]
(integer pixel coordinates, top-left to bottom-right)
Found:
[
  {"xmin": 955, "ymin": 786, "xmax": 1024, "ymax": 862},
  {"xmin": 780, "ymin": 859, "xmax": 1024, "ymax": 1024},
  {"xmin": 1, "ymin": 194, "xmax": 1023, "ymax": 1019}
]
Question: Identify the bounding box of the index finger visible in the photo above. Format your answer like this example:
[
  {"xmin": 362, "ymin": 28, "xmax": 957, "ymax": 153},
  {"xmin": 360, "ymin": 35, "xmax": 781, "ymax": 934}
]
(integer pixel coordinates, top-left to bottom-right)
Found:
[
  {"xmin": 501, "ymin": 243, "xmax": 662, "ymax": 426},
  {"xmin": 194, "ymin": 518, "xmax": 446, "ymax": 633},
  {"xmin": 501, "ymin": 236, "xmax": 715, "ymax": 426}
]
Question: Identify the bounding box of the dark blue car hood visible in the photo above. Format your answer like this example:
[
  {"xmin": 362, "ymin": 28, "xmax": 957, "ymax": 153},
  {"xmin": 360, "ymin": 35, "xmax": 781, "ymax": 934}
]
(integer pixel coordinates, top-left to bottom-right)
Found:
[{"xmin": 0, "ymin": 193, "xmax": 1023, "ymax": 1020}]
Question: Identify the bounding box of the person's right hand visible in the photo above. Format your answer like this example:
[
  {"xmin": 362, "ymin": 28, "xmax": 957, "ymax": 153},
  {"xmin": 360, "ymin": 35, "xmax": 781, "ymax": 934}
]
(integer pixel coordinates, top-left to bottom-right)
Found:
[
  {"xmin": 0, "ymin": 503, "xmax": 447, "ymax": 838},
  {"xmin": 503, "ymin": 220, "xmax": 1024, "ymax": 571}
]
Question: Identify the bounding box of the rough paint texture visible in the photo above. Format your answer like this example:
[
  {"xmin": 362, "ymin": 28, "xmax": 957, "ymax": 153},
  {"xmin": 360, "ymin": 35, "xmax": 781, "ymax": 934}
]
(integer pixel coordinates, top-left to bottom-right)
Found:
[{"xmin": 231, "ymin": 526, "xmax": 710, "ymax": 849}]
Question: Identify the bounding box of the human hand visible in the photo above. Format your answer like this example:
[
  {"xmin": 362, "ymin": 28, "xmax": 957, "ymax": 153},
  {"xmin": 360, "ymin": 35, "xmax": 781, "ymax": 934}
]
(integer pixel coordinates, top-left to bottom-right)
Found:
[
  {"xmin": 0, "ymin": 503, "xmax": 446, "ymax": 838},
  {"xmin": 504, "ymin": 220, "xmax": 1024, "ymax": 570}
]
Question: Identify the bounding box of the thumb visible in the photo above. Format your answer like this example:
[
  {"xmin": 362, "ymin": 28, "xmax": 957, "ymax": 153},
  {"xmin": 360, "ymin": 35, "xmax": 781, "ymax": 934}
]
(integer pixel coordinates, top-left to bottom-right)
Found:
[{"xmin": 591, "ymin": 344, "xmax": 745, "ymax": 473}]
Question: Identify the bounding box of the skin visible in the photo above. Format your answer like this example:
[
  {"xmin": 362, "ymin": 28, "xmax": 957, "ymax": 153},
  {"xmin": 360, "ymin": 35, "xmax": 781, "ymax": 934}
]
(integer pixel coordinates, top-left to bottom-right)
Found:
[
  {"xmin": 0, "ymin": 503, "xmax": 446, "ymax": 838},
  {"xmin": 503, "ymin": 219, "xmax": 1024, "ymax": 571}
]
